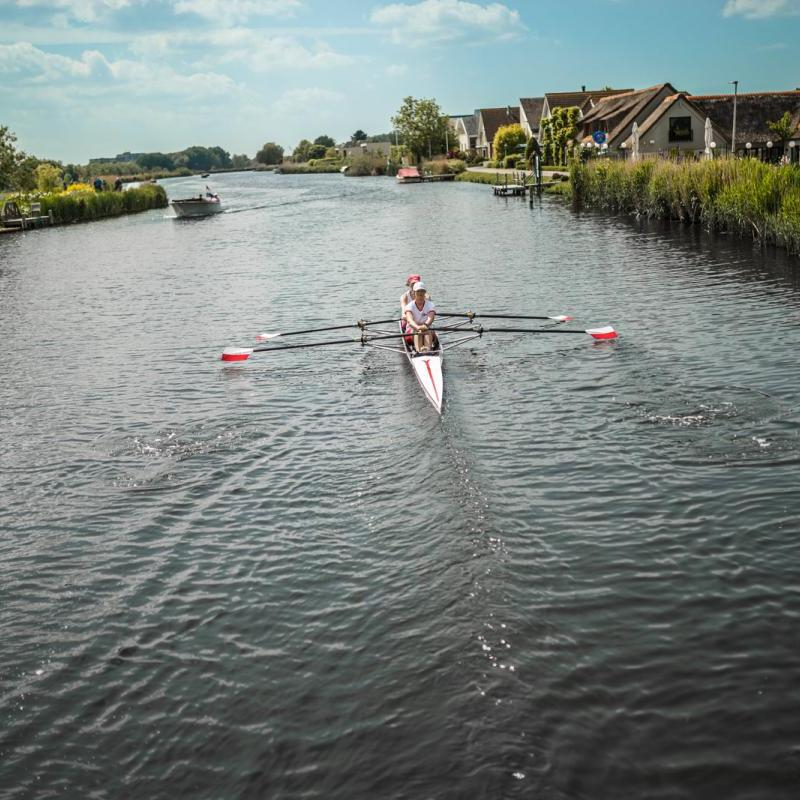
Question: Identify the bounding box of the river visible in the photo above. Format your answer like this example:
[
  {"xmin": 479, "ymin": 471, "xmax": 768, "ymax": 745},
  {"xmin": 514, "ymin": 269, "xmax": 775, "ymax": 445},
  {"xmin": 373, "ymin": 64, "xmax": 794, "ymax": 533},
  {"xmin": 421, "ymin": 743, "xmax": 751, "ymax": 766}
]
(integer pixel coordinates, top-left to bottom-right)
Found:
[{"xmin": 1, "ymin": 170, "xmax": 799, "ymax": 799}]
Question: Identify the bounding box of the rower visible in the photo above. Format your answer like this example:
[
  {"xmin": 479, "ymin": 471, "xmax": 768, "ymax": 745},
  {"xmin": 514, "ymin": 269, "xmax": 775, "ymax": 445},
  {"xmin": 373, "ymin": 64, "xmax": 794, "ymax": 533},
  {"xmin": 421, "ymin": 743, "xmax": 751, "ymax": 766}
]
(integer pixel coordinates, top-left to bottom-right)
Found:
[
  {"xmin": 403, "ymin": 281, "xmax": 436, "ymax": 353},
  {"xmin": 400, "ymin": 274, "xmax": 422, "ymax": 316}
]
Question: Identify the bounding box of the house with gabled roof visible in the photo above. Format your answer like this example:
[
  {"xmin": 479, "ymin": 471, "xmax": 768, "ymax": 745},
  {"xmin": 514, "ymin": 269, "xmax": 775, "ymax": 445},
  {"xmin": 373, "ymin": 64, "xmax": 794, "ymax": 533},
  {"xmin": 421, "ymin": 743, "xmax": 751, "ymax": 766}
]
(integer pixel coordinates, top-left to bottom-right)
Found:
[
  {"xmin": 578, "ymin": 83, "xmax": 680, "ymax": 153},
  {"xmin": 541, "ymin": 87, "xmax": 633, "ymax": 124},
  {"xmin": 617, "ymin": 92, "xmax": 729, "ymax": 158},
  {"xmin": 519, "ymin": 97, "xmax": 544, "ymax": 139},
  {"xmin": 474, "ymin": 106, "xmax": 520, "ymax": 159},
  {"xmin": 690, "ymin": 90, "xmax": 800, "ymax": 161},
  {"xmin": 450, "ymin": 114, "xmax": 478, "ymax": 153}
]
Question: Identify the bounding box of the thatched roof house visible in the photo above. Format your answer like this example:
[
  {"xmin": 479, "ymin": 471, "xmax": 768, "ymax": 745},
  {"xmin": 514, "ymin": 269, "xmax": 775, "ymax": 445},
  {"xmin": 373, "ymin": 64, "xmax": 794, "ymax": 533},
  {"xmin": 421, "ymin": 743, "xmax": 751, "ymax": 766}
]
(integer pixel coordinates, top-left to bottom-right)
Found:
[
  {"xmin": 579, "ymin": 83, "xmax": 680, "ymax": 150},
  {"xmin": 541, "ymin": 87, "xmax": 632, "ymax": 121},
  {"xmin": 690, "ymin": 91, "xmax": 800, "ymax": 155}
]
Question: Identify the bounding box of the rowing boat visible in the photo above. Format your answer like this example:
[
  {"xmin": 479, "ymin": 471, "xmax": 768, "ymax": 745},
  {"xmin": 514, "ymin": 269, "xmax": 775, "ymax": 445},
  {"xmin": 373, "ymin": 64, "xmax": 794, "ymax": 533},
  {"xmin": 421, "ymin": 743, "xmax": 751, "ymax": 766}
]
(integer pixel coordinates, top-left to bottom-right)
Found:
[
  {"xmin": 399, "ymin": 321, "xmax": 444, "ymax": 413},
  {"xmin": 352, "ymin": 317, "xmax": 481, "ymax": 414},
  {"xmin": 221, "ymin": 312, "xmax": 617, "ymax": 415}
]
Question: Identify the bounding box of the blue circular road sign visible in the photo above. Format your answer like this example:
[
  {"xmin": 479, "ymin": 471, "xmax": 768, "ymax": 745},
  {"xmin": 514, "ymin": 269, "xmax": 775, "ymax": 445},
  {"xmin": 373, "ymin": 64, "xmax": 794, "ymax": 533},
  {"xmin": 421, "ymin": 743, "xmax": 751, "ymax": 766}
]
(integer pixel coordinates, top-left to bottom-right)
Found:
[{"xmin": 592, "ymin": 130, "xmax": 607, "ymax": 145}]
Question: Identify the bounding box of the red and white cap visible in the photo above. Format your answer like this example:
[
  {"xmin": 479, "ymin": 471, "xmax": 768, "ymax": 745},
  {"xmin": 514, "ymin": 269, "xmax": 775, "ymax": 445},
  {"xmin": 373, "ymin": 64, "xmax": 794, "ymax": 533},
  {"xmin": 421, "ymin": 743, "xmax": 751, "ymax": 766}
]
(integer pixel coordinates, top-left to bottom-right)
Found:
[{"xmin": 406, "ymin": 273, "xmax": 421, "ymax": 286}]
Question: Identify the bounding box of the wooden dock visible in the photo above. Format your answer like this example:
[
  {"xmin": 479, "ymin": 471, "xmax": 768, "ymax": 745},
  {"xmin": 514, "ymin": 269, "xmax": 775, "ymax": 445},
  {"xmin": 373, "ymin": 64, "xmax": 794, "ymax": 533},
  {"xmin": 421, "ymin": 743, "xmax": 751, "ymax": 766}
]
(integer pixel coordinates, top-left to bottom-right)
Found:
[
  {"xmin": 492, "ymin": 183, "xmax": 526, "ymax": 196},
  {"xmin": 1, "ymin": 200, "xmax": 54, "ymax": 232},
  {"xmin": 421, "ymin": 173, "xmax": 455, "ymax": 182}
]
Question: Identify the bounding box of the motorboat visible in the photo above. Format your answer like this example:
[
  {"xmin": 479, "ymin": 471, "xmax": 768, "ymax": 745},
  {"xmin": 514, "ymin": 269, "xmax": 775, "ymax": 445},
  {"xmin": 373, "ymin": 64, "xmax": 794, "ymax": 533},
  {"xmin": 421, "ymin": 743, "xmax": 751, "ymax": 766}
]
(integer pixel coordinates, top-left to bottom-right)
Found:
[{"xmin": 170, "ymin": 190, "xmax": 223, "ymax": 218}]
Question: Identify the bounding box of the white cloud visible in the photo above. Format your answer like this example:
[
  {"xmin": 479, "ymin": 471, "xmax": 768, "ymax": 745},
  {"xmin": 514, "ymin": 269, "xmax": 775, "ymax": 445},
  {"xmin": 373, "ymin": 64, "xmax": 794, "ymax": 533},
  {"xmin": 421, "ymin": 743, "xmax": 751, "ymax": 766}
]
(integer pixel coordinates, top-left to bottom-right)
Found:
[
  {"xmin": 0, "ymin": 41, "xmax": 112, "ymax": 79},
  {"xmin": 130, "ymin": 30, "xmax": 355, "ymax": 71},
  {"xmin": 722, "ymin": 0, "xmax": 800, "ymax": 18},
  {"xmin": 173, "ymin": 0, "xmax": 301, "ymax": 22},
  {"xmin": 272, "ymin": 87, "xmax": 344, "ymax": 116},
  {"xmin": 370, "ymin": 0, "xmax": 525, "ymax": 44},
  {"xmin": 386, "ymin": 63, "xmax": 408, "ymax": 75},
  {"xmin": 10, "ymin": 0, "xmax": 133, "ymax": 23},
  {"xmin": 0, "ymin": 41, "xmax": 238, "ymax": 96},
  {"xmin": 222, "ymin": 36, "xmax": 355, "ymax": 70}
]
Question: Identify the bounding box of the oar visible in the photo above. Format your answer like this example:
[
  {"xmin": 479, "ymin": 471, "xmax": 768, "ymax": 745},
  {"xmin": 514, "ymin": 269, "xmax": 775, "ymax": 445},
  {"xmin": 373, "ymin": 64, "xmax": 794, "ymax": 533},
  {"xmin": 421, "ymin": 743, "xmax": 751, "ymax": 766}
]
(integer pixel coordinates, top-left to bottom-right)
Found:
[
  {"xmin": 255, "ymin": 317, "xmax": 401, "ymax": 341},
  {"xmin": 437, "ymin": 311, "xmax": 574, "ymax": 322},
  {"xmin": 477, "ymin": 325, "xmax": 617, "ymax": 340},
  {"xmin": 222, "ymin": 331, "xmax": 415, "ymax": 361}
]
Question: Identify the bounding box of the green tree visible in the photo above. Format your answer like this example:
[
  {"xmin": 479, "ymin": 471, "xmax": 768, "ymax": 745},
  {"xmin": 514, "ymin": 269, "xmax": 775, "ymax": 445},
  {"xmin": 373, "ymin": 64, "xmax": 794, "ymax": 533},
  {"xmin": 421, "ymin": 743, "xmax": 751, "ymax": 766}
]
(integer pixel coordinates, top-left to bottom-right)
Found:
[
  {"xmin": 0, "ymin": 126, "xmax": 26, "ymax": 190},
  {"xmin": 14, "ymin": 155, "xmax": 39, "ymax": 191},
  {"xmin": 256, "ymin": 142, "xmax": 284, "ymax": 165},
  {"xmin": 231, "ymin": 153, "xmax": 251, "ymax": 169},
  {"xmin": 292, "ymin": 139, "xmax": 314, "ymax": 162},
  {"xmin": 138, "ymin": 152, "xmax": 175, "ymax": 170},
  {"xmin": 391, "ymin": 96, "xmax": 449, "ymax": 163},
  {"xmin": 767, "ymin": 111, "xmax": 795, "ymax": 154},
  {"xmin": 209, "ymin": 146, "xmax": 232, "ymax": 168},
  {"xmin": 35, "ymin": 162, "xmax": 62, "ymax": 192},
  {"xmin": 352, "ymin": 129, "xmax": 367, "ymax": 142},
  {"xmin": 314, "ymin": 134, "xmax": 335, "ymax": 148},
  {"xmin": 492, "ymin": 123, "xmax": 526, "ymax": 161},
  {"xmin": 541, "ymin": 107, "xmax": 581, "ymax": 166}
]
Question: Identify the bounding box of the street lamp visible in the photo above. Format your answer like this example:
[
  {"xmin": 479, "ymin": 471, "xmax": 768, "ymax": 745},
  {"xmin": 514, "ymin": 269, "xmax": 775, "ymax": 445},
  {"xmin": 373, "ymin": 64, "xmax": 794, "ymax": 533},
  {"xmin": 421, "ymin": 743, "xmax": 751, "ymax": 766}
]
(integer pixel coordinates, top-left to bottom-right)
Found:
[
  {"xmin": 710, "ymin": 141, "xmax": 717, "ymax": 159},
  {"xmin": 620, "ymin": 141, "xmax": 627, "ymax": 159},
  {"xmin": 745, "ymin": 142, "xmax": 752, "ymax": 158},
  {"xmin": 729, "ymin": 80, "xmax": 738, "ymax": 155}
]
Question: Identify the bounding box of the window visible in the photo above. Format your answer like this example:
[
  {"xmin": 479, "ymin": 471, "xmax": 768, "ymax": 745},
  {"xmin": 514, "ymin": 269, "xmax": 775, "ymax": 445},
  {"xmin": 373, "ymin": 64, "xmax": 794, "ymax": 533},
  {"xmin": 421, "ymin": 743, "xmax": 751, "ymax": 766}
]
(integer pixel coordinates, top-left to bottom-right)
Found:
[{"xmin": 669, "ymin": 117, "xmax": 693, "ymax": 142}]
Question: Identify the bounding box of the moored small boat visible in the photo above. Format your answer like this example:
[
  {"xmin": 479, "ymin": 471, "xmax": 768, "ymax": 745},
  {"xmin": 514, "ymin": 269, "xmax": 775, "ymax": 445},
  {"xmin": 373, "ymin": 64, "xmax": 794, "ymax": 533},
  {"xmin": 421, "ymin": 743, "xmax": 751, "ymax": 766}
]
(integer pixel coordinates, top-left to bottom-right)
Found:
[
  {"xmin": 170, "ymin": 191, "xmax": 223, "ymax": 218},
  {"xmin": 396, "ymin": 167, "xmax": 422, "ymax": 184}
]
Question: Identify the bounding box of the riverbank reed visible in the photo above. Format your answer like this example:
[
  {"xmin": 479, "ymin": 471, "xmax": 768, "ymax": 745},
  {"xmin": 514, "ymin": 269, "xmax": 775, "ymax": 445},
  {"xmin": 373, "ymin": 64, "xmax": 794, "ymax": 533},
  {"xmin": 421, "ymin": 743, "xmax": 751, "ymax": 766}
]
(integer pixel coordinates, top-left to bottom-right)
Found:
[
  {"xmin": 570, "ymin": 158, "xmax": 800, "ymax": 254},
  {"xmin": 34, "ymin": 183, "xmax": 168, "ymax": 224}
]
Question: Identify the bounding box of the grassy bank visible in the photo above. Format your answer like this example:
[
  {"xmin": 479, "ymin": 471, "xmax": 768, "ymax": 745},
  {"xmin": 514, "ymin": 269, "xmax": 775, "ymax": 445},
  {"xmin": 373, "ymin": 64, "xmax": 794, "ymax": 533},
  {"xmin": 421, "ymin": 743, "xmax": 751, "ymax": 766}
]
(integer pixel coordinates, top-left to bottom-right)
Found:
[
  {"xmin": 10, "ymin": 183, "xmax": 168, "ymax": 224},
  {"xmin": 278, "ymin": 159, "xmax": 343, "ymax": 174},
  {"xmin": 570, "ymin": 158, "xmax": 800, "ymax": 255},
  {"xmin": 456, "ymin": 171, "xmax": 512, "ymax": 185}
]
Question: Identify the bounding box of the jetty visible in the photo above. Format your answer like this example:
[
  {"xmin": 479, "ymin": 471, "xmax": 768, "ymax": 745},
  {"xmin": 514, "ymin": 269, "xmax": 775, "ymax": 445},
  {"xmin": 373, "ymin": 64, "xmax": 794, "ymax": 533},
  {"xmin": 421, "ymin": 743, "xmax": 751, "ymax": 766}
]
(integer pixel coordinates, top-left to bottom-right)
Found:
[{"xmin": 1, "ymin": 200, "xmax": 54, "ymax": 232}]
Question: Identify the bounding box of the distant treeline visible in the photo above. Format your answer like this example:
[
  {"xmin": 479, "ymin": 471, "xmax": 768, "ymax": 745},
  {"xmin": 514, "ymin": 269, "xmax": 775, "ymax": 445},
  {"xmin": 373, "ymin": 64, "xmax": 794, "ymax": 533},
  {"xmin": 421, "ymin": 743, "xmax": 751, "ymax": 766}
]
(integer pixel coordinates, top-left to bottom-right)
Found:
[
  {"xmin": 86, "ymin": 145, "xmax": 252, "ymax": 177},
  {"xmin": 1, "ymin": 127, "xmax": 256, "ymax": 191}
]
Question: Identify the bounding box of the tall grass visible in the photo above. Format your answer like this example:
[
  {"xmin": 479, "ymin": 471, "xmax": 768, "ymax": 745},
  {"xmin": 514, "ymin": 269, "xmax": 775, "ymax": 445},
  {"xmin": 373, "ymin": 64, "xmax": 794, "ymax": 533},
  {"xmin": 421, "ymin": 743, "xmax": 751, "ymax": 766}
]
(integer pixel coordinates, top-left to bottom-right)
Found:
[
  {"xmin": 9, "ymin": 184, "xmax": 168, "ymax": 224},
  {"xmin": 570, "ymin": 158, "xmax": 800, "ymax": 255}
]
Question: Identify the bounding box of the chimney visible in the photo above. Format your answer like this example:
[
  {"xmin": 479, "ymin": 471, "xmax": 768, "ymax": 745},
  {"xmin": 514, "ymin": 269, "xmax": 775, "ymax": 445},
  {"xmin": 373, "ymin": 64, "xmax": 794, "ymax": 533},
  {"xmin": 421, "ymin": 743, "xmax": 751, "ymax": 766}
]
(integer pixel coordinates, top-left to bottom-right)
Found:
[{"xmin": 581, "ymin": 85, "xmax": 586, "ymax": 92}]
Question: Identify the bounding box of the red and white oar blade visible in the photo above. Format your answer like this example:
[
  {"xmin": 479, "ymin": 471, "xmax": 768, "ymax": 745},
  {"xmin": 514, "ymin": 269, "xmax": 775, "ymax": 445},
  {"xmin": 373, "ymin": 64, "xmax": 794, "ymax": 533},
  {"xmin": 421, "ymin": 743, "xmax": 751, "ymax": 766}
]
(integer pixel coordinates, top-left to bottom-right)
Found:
[
  {"xmin": 221, "ymin": 347, "xmax": 254, "ymax": 361},
  {"xmin": 586, "ymin": 326, "xmax": 617, "ymax": 340},
  {"xmin": 255, "ymin": 332, "xmax": 281, "ymax": 342},
  {"xmin": 549, "ymin": 314, "xmax": 574, "ymax": 323}
]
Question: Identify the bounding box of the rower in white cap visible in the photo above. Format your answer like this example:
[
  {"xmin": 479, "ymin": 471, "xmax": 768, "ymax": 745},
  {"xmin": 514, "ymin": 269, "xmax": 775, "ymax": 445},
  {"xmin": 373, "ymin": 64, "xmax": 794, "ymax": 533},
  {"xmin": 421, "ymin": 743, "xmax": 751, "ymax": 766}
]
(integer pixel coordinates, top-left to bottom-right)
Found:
[{"xmin": 403, "ymin": 281, "xmax": 436, "ymax": 352}]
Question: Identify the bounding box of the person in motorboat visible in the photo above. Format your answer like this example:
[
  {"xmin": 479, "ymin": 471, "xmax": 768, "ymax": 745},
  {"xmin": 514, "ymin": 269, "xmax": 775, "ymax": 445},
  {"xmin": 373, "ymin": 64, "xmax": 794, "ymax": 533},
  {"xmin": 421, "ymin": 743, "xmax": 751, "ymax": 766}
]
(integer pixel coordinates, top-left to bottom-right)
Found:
[{"xmin": 403, "ymin": 281, "xmax": 437, "ymax": 353}]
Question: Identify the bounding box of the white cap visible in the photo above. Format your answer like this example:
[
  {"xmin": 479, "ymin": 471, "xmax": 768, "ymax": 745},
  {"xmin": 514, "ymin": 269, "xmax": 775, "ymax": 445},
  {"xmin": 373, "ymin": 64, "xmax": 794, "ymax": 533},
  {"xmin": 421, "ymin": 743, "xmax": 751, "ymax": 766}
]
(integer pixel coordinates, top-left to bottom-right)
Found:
[{"xmin": 412, "ymin": 281, "xmax": 426, "ymax": 292}]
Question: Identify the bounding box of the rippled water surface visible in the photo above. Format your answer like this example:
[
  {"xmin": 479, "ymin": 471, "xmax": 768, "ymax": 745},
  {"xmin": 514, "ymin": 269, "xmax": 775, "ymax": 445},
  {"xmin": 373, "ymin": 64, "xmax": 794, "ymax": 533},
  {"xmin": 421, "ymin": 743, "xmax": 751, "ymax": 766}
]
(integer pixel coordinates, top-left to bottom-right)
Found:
[{"xmin": 2, "ymin": 171, "xmax": 800, "ymax": 799}]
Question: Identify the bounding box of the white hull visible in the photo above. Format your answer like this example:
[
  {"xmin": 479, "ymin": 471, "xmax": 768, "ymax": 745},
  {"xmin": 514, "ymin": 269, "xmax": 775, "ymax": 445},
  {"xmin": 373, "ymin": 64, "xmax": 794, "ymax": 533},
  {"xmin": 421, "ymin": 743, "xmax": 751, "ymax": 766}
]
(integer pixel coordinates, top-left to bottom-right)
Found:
[
  {"xmin": 170, "ymin": 198, "xmax": 223, "ymax": 217},
  {"xmin": 400, "ymin": 322, "xmax": 444, "ymax": 413}
]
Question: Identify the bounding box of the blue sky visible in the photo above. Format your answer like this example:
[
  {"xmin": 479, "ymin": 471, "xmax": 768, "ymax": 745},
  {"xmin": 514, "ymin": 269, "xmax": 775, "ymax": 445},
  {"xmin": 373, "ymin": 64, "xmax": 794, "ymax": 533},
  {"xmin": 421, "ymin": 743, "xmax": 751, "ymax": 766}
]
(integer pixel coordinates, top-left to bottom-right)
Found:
[{"xmin": 1, "ymin": 0, "xmax": 798, "ymax": 162}]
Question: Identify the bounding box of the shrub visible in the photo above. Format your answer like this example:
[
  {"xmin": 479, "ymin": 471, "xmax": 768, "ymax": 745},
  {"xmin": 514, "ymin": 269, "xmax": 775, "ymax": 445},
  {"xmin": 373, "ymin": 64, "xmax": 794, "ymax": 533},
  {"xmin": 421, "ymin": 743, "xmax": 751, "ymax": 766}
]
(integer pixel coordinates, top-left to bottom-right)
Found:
[{"xmin": 344, "ymin": 155, "xmax": 387, "ymax": 177}]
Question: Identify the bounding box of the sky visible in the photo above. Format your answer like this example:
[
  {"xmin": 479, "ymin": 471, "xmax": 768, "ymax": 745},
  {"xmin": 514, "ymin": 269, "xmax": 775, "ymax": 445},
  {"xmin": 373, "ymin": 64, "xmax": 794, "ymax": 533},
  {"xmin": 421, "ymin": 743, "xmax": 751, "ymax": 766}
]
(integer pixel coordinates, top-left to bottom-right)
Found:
[{"xmin": 0, "ymin": 0, "xmax": 799, "ymax": 163}]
